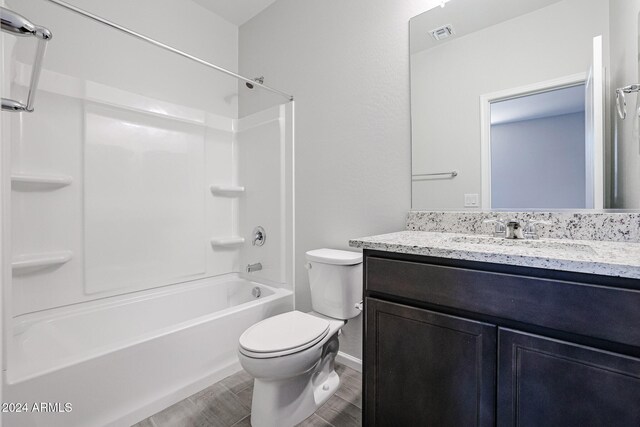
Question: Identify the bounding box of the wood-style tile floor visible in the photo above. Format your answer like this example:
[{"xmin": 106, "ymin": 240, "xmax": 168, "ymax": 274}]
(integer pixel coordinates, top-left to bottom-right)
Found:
[{"xmin": 132, "ymin": 363, "xmax": 362, "ymax": 427}]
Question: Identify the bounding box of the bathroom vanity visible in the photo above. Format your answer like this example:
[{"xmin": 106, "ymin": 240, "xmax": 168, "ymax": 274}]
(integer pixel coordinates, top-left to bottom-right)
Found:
[{"xmin": 351, "ymin": 215, "xmax": 640, "ymax": 427}]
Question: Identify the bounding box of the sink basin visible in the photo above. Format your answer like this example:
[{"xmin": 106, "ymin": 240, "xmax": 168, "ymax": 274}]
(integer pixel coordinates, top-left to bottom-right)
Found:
[{"xmin": 446, "ymin": 235, "xmax": 596, "ymax": 255}]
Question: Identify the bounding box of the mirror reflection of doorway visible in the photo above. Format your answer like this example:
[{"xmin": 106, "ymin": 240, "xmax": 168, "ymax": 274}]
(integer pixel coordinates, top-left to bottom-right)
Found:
[{"xmin": 490, "ymin": 84, "xmax": 587, "ymax": 209}]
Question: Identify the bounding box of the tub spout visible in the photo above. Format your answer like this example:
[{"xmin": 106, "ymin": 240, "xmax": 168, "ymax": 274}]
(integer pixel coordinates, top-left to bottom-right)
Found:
[{"xmin": 247, "ymin": 262, "xmax": 262, "ymax": 273}]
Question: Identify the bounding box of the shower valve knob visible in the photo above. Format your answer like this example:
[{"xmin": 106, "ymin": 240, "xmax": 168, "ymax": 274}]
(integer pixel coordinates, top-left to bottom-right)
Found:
[{"xmin": 252, "ymin": 226, "xmax": 266, "ymax": 246}]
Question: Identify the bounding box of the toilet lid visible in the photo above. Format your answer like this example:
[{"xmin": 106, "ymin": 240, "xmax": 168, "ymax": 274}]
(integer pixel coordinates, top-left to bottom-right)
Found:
[
  {"xmin": 239, "ymin": 311, "xmax": 330, "ymax": 354},
  {"xmin": 305, "ymin": 248, "xmax": 363, "ymax": 265}
]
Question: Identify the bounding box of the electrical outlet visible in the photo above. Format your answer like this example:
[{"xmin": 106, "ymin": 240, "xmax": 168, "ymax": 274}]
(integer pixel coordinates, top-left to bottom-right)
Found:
[{"xmin": 464, "ymin": 193, "xmax": 479, "ymax": 207}]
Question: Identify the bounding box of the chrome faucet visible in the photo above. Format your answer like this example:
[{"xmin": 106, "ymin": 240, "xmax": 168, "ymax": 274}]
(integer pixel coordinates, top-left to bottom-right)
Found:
[
  {"xmin": 484, "ymin": 218, "xmax": 524, "ymax": 239},
  {"xmin": 246, "ymin": 262, "xmax": 262, "ymax": 273},
  {"xmin": 504, "ymin": 220, "xmax": 524, "ymax": 239},
  {"xmin": 484, "ymin": 218, "xmax": 551, "ymax": 239}
]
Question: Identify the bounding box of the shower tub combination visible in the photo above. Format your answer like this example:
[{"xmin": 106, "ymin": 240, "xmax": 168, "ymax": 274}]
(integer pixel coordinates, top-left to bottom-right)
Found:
[
  {"xmin": 4, "ymin": 274, "xmax": 292, "ymax": 427},
  {"xmin": 1, "ymin": 2, "xmax": 295, "ymax": 426}
]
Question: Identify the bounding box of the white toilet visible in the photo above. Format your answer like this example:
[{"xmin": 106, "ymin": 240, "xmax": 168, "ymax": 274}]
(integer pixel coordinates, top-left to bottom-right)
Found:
[{"xmin": 238, "ymin": 248, "xmax": 363, "ymax": 427}]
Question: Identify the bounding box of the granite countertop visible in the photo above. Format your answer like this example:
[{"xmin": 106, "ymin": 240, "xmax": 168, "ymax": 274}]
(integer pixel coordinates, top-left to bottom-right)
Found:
[{"xmin": 349, "ymin": 231, "xmax": 640, "ymax": 279}]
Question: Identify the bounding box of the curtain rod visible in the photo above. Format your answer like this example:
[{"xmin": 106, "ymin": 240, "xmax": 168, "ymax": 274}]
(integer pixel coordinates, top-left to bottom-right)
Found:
[{"xmin": 46, "ymin": 0, "xmax": 294, "ymax": 101}]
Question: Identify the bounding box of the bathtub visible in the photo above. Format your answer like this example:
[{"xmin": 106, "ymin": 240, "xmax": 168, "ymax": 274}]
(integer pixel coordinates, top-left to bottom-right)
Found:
[{"xmin": 3, "ymin": 274, "xmax": 293, "ymax": 427}]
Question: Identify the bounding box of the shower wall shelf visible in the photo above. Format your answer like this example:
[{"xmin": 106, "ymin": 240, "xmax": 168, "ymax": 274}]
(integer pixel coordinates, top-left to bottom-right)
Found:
[
  {"xmin": 12, "ymin": 250, "xmax": 73, "ymax": 271},
  {"xmin": 11, "ymin": 173, "xmax": 73, "ymax": 189},
  {"xmin": 210, "ymin": 237, "xmax": 245, "ymax": 247},
  {"xmin": 210, "ymin": 185, "xmax": 245, "ymax": 196}
]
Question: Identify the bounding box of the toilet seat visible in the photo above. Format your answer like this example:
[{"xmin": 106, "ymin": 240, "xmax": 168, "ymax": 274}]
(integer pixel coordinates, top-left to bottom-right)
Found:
[{"xmin": 239, "ymin": 311, "xmax": 330, "ymax": 359}]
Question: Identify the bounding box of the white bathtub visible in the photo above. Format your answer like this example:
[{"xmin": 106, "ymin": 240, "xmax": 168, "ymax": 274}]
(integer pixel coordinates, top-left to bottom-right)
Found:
[{"xmin": 3, "ymin": 274, "xmax": 293, "ymax": 427}]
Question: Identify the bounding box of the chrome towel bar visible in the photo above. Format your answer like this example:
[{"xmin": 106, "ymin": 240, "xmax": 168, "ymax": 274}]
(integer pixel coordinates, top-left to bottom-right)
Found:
[
  {"xmin": 1, "ymin": 7, "xmax": 52, "ymax": 113},
  {"xmin": 413, "ymin": 170, "xmax": 458, "ymax": 179},
  {"xmin": 615, "ymin": 84, "xmax": 640, "ymax": 120}
]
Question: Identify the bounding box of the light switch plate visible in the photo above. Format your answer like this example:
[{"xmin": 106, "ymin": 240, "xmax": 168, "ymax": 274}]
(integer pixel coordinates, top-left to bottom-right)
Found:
[{"xmin": 464, "ymin": 193, "xmax": 479, "ymax": 207}]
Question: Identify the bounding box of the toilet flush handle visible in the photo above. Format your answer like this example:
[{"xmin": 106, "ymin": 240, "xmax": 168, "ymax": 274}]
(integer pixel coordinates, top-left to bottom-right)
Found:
[
  {"xmin": 355, "ymin": 301, "xmax": 363, "ymax": 312},
  {"xmin": 304, "ymin": 262, "xmax": 312, "ymax": 270}
]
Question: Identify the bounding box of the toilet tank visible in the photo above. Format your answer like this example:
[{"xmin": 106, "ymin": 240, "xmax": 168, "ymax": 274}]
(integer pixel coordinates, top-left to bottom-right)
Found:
[{"xmin": 305, "ymin": 249, "xmax": 362, "ymax": 320}]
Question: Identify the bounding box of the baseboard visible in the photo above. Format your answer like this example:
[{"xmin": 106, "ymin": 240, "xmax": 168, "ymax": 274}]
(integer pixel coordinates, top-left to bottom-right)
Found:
[{"xmin": 336, "ymin": 351, "xmax": 362, "ymax": 373}]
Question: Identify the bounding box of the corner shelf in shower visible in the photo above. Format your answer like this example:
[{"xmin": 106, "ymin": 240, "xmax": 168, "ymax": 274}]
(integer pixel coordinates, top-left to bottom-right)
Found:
[
  {"xmin": 12, "ymin": 250, "xmax": 73, "ymax": 272},
  {"xmin": 210, "ymin": 237, "xmax": 245, "ymax": 247},
  {"xmin": 210, "ymin": 185, "xmax": 245, "ymax": 196},
  {"xmin": 11, "ymin": 173, "xmax": 73, "ymax": 190}
]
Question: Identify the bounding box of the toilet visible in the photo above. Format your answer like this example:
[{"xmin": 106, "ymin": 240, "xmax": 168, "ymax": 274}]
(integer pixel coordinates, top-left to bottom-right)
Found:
[{"xmin": 238, "ymin": 248, "xmax": 363, "ymax": 427}]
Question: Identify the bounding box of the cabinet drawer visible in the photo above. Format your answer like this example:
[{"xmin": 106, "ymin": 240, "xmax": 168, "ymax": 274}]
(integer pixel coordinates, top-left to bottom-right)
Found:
[{"xmin": 366, "ymin": 256, "xmax": 640, "ymax": 347}]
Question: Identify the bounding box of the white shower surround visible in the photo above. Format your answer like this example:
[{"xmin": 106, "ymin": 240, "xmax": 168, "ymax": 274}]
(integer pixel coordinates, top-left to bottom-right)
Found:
[
  {"xmin": 2, "ymin": 73, "xmax": 294, "ymax": 426},
  {"xmin": 1, "ymin": 4, "xmax": 296, "ymax": 427}
]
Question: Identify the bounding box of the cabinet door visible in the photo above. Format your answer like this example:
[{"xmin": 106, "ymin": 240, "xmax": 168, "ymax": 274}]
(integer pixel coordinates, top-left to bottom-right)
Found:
[
  {"xmin": 365, "ymin": 298, "xmax": 496, "ymax": 427},
  {"xmin": 498, "ymin": 328, "xmax": 640, "ymax": 427}
]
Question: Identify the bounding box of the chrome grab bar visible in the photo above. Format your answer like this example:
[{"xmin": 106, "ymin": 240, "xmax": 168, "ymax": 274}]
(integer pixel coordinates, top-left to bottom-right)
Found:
[{"xmin": 1, "ymin": 7, "xmax": 52, "ymax": 113}]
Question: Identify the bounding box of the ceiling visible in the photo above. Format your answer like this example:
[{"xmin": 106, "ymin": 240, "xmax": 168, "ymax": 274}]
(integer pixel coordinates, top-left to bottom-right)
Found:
[{"xmin": 192, "ymin": 0, "xmax": 278, "ymax": 26}]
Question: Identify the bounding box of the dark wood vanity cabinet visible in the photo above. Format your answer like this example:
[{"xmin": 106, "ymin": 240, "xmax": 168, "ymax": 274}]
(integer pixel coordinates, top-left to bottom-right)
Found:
[
  {"xmin": 497, "ymin": 329, "xmax": 640, "ymax": 427},
  {"xmin": 365, "ymin": 298, "xmax": 496, "ymax": 426},
  {"xmin": 362, "ymin": 250, "xmax": 640, "ymax": 427}
]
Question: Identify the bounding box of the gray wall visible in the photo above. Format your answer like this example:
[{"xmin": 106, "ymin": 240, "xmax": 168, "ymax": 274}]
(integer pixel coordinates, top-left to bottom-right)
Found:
[
  {"xmin": 491, "ymin": 112, "xmax": 586, "ymax": 209},
  {"xmin": 238, "ymin": 0, "xmax": 442, "ymax": 360},
  {"xmin": 610, "ymin": 0, "xmax": 640, "ymax": 208}
]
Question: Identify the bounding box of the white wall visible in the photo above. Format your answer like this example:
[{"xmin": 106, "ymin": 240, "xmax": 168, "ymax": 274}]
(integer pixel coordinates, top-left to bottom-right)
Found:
[
  {"xmin": 491, "ymin": 112, "xmax": 586, "ymax": 209},
  {"xmin": 239, "ymin": 0, "xmax": 442, "ymax": 360},
  {"xmin": 411, "ymin": 0, "xmax": 609, "ymax": 210},
  {"xmin": 610, "ymin": 0, "xmax": 640, "ymax": 208}
]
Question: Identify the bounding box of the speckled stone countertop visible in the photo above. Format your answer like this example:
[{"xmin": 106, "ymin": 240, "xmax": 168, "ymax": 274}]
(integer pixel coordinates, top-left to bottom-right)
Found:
[{"xmin": 349, "ymin": 231, "xmax": 640, "ymax": 279}]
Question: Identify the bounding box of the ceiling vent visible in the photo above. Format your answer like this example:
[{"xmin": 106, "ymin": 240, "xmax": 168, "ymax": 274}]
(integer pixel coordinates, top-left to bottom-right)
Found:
[{"xmin": 429, "ymin": 24, "xmax": 455, "ymax": 41}]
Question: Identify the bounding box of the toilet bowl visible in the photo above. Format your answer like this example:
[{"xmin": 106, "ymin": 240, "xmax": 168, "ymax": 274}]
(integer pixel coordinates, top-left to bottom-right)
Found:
[
  {"xmin": 238, "ymin": 311, "xmax": 344, "ymax": 427},
  {"xmin": 238, "ymin": 248, "xmax": 362, "ymax": 427}
]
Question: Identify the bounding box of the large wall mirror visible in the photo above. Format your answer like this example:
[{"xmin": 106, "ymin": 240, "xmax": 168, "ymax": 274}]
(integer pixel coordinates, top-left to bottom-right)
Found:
[{"xmin": 410, "ymin": 0, "xmax": 640, "ymax": 210}]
